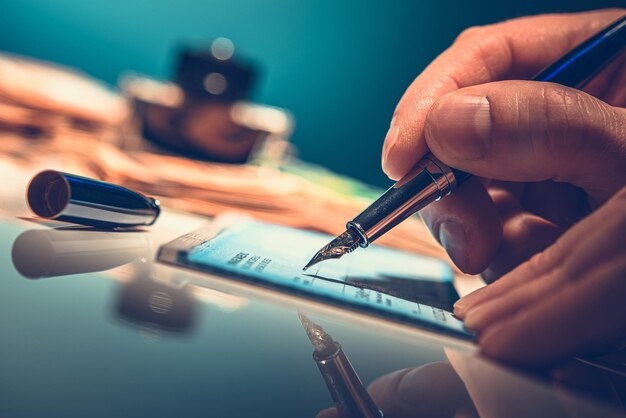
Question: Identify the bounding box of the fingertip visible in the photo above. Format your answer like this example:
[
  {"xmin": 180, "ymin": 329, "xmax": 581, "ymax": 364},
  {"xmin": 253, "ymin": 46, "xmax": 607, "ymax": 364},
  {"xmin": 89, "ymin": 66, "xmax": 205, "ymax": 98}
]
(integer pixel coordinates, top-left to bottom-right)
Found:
[
  {"xmin": 421, "ymin": 178, "xmax": 502, "ymax": 274},
  {"xmin": 453, "ymin": 285, "xmax": 488, "ymax": 318},
  {"xmin": 381, "ymin": 118, "xmax": 430, "ymax": 181},
  {"xmin": 381, "ymin": 145, "xmax": 419, "ymax": 182},
  {"xmin": 453, "ymin": 303, "xmax": 466, "ymax": 319},
  {"xmin": 438, "ymin": 219, "xmax": 470, "ymax": 271},
  {"xmin": 462, "ymin": 304, "xmax": 492, "ymax": 331},
  {"xmin": 381, "ymin": 156, "xmax": 402, "ymax": 182},
  {"xmin": 381, "ymin": 117, "xmax": 400, "ymax": 180}
]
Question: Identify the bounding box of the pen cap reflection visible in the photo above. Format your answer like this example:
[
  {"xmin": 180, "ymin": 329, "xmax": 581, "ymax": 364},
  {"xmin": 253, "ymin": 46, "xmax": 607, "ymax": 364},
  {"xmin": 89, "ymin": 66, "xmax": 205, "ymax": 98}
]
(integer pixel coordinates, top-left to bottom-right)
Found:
[
  {"xmin": 27, "ymin": 170, "xmax": 160, "ymax": 228},
  {"xmin": 11, "ymin": 228, "xmax": 150, "ymax": 279}
]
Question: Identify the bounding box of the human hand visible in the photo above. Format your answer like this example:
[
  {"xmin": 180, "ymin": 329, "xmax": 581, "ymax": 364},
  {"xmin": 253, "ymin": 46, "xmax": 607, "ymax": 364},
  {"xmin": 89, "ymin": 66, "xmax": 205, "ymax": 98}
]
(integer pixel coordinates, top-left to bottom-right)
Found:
[
  {"xmin": 381, "ymin": 9, "xmax": 626, "ymax": 280},
  {"xmin": 316, "ymin": 362, "xmax": 476, "ymax": 418},
  {"xmin": 316, "ymin": 353, "xmax": 626, "ymax": 417},
  {"xmin": 454, "ymin": 185, "xmax": 626, "ymax": 367}
]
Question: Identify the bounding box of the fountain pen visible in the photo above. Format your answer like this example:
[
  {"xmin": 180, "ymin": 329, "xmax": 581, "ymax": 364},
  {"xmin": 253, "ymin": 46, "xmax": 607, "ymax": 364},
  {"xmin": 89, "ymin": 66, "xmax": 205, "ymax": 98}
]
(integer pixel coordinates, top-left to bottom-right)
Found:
[
  {"xmin": 304, "ymin": 14, "xmax": 626, "ymax": 271},
  {"xmin": 299, "ymin": 313, "xmax": 383, "ymax": 418}
]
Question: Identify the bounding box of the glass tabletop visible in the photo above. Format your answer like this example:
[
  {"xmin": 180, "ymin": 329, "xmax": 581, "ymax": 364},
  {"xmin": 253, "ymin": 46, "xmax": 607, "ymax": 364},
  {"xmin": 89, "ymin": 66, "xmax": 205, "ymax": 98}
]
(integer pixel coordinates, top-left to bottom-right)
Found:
[{"xmin": 1, "ymin": 209, "xmax": 625, "ymax": 418}]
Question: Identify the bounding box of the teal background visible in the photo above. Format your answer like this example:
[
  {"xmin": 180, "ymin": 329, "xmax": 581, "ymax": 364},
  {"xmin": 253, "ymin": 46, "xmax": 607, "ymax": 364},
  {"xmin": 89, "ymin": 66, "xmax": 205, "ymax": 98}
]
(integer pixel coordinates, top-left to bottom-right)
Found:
[{"xmin": 1, "ymin": 1, "xmax": 623, "ymax": 186}]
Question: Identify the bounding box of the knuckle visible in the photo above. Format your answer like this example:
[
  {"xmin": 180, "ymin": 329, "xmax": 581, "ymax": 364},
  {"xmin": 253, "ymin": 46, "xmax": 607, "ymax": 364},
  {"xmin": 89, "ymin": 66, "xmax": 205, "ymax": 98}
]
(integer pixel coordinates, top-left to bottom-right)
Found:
[
  {"xmin": 541, "ymin": 84, "xmax": 623, "ymax": 154},
  {"xmin": 537, "ymin": 85, "xmax": 616, "ymax": 170},
  {"xmin": 607, "ymin": 187, "xmax": 626, "ymax": 234},
  {"xmin": 600, "ymin": 105, "xmax": 626, "ymax": 146},
  {"xmin": 453, "ymin": 26, "xmax": 512, "ymax": 82},
  {"xmin": 454, "ymin": 25, "xmax": 487, "ymax": 43},
  {"xmin": 613, "ymin": 184, "xmax": 626, "ymax": 202},
  {"xmin": 525, "ymin": 244, "xmax": 564, "ymax": 279},
  {"xmin": 525, "ymin": 251, "xmax": 551, "ymax": 278},
  {"xmin": 540, "ymin": 84, "xmax": 579, "ymax": 159},
  {"xmin": 475, "ymin": 34, "xmax": 512, "ymax": 81},
  {"xmin": 604, "ymin": 7, "xmax": 626, "ymax": 15}
]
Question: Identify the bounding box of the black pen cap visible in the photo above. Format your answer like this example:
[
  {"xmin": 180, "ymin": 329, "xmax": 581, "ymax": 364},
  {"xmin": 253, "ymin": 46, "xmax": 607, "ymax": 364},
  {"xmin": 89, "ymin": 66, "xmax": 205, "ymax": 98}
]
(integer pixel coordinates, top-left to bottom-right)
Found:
[{"xmin": 27, "ymin": 170, "xmax": 161, "ymax": 228}]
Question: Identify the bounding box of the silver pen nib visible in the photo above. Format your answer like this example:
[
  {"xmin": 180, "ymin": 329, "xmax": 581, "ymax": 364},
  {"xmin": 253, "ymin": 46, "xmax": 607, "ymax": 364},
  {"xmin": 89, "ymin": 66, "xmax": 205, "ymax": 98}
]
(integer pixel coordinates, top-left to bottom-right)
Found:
[
  {"xmin": 298, "ymin": 312, "xmax": 335, "ymax": 353},
  {"xmin": 302, "ymin": 228, "xmax": 361, "ymax": 271}
]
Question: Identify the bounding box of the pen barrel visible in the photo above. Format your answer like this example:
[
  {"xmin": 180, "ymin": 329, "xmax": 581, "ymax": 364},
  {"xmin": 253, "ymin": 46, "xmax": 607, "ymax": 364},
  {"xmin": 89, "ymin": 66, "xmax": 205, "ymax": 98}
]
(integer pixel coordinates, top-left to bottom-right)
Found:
[
  {"xmin": 314, "ymin": 344, "xmax": 383, "ymax": 418},
  {"xmin": 532, "ymin": 15, "xmax": 626, "ymax": 88},
  {"xmin": 349, "ymin": 154, "xmax": 457, "ymax": 246},
  {"xmin": 27, "ymin": 170, "xmax": 161, "ymax": 228}
]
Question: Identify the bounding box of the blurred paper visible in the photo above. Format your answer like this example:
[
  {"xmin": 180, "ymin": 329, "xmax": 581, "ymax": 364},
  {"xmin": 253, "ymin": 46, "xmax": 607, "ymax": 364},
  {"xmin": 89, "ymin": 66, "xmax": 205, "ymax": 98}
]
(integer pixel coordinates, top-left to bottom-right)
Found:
[
  {"xmin": 0, "ymin": 51, "xmax": 451, "ymax": 265},
  {"xmin": 0, "ymin": 53, "xmax": 127, "ymax": 127},
  {"xmin": 0, "ymin": 132, "xmax": 449, "ymax": 262}
]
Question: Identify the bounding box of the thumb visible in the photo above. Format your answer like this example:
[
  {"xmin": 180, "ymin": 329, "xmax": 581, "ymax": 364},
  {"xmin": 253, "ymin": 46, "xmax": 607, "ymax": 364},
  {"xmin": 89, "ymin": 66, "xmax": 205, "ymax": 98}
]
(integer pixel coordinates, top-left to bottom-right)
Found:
[{"xmin": 424, "ymin": 81, "xmax": 626, "ymax": 203}]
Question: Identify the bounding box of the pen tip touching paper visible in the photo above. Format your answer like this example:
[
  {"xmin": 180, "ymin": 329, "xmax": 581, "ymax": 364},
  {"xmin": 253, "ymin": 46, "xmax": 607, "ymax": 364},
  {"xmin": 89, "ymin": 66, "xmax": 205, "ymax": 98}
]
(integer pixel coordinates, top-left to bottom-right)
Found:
[
  {"xmin": 303, "ymin": 252, "xmax": 323, "ymax": 271},
  {"xmin": 301, "ymin": 229, "xmax": 362, "ymax": 270}
]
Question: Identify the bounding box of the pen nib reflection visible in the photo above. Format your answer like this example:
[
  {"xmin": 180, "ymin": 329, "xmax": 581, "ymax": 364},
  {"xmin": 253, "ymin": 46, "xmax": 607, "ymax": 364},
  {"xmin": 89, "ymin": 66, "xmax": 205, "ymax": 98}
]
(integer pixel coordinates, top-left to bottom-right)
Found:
[
  {"xmin": 298, "ymin": 313, "xmax": 335, "ymax": 354},
  {"xmin": 302, "ymin": 229, "xmax": 361, "ymax": 271}
]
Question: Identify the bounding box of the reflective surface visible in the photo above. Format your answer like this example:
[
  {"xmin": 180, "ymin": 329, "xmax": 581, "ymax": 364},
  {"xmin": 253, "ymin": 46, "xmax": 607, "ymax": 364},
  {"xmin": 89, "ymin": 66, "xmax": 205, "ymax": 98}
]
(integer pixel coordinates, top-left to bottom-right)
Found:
[{"xmin": 1, "ymin": 167, "xmax": 625, "ymax": 417}]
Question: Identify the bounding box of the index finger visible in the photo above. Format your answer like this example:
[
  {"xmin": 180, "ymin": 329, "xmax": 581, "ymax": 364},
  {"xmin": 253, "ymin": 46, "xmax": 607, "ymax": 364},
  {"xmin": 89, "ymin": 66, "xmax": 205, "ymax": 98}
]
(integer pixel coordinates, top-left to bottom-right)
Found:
[{"xmin": 382, "ymin": 8, "xmax": 626, "ymax": 180}]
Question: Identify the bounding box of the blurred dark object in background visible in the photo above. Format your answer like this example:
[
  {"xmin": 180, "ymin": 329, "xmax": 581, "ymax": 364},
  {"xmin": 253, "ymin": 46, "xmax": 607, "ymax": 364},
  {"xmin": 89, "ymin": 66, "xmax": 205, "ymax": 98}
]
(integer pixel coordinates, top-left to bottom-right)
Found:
[
  {"xmin": 120, "ymin": 38, "xmax": 294, "ymax": 164},
  {"xmin": 175, "ymin": 38, "xmax": 256, "ymax": 101}
]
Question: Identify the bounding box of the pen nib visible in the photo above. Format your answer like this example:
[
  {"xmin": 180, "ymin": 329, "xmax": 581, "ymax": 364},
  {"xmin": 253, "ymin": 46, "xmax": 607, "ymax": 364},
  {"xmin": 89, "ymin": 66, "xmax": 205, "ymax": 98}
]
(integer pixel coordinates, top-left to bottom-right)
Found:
[
  {"xmin": 302, "ymin": 228, "xmax": 361, "ymax": 271},
  {"xmin": 298, "ymin": 312, "xmax": 335, "ymax": 353},
  {"xmin": 302, "ymin": 252, "xmax": 324, "ymax": 271}
]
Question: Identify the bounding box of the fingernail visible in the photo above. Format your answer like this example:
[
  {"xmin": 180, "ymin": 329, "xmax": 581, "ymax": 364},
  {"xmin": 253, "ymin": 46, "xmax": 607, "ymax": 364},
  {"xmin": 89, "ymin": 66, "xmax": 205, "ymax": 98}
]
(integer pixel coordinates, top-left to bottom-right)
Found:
[
  {"xmin": 438, "ymin": 219, "xmax": 467, "ymax": 270},
  {"xmin": 463, "ymin": 304, "xmax": 491, "ymax": 330},
  {"xmin": 453, "ymin": 298, "xmax": 469, "ymax": 318},
  {"xmin": 382, "ymin": 116, "xmax": 399, "ymax": 175},
  {"xmin": 453, "ymin": 286, "xmax": 487, "ymax": 318},
  {"xmin": 427, "ymin": 94, "xmax": 491, "ymax": 160}
]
